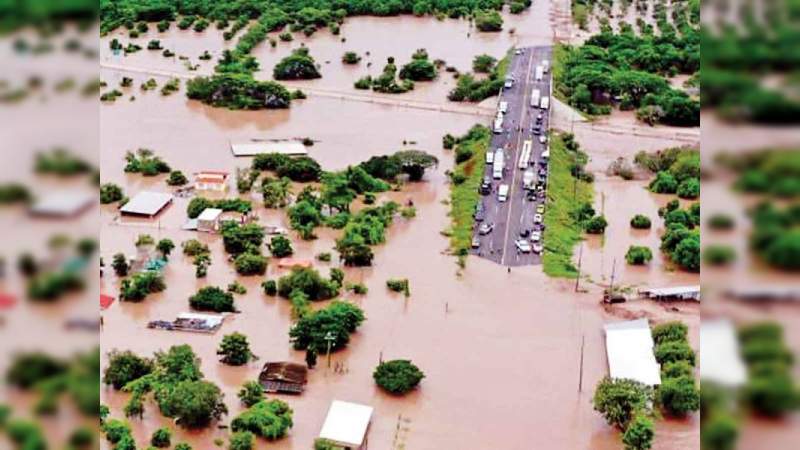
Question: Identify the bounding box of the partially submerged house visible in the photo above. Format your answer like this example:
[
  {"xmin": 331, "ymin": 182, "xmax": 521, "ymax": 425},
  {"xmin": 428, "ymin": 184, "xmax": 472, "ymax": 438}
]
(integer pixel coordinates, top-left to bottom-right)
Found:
[
  {"xmin": 230, "ymin": 141, "xmax": 308, "ymax": 157},
  {"xmin": 318, "ymin": 400, "xmax": 374, "ymax": 450},
  {"xmin": 640, "ymin": 286, "xmax": 700, "ymax": 302},
  {"xmin": 30, "ymin": 191, "xmax": 94, "ymax": 218},
  {"xmin": 194, "ymin": 171, "xmax": 230, "ymax": 192},
  {"xmin": 120, "ymin": 191, "xmax": 173, "ymax": 217},
  {"xmin": 197, "ymin": 208, "xmax": 223, "ymax": 233},
  {"xmin": 604, "ymin": 319, "xmax": 661, "ymax": 386},
  {"xmin": 258, "ymin": 362, "xmax": 308, "ymax": 394},
  {"xmin": 148, "ymin": 312, "xmax": 226, "ymax": 333}
]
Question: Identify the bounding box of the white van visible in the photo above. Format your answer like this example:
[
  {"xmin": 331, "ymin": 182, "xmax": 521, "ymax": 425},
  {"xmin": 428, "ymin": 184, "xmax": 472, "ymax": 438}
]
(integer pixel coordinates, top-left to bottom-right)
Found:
[
  {"xmin": 499, "ymin": 101, "xmax": 508, "ymax": 113},
  {"xmin": 493, "ymin": 117, "xmax": 503, "ymax": 134},
  {"xmin": 498, "ymin": 184, "xmax": 509, "ymax": 202},
  {"xmin": 535, "ymin": 66, "xmax": 544, "ymax": 81},
  {"xmin": 485, "ymin": 150, "xmax": 495, "ymax": 164},
  {"xmin": 530, "ymin": 88, "xmax": 541, "ymax": 109},
  {"xmin": 540, "ymin": 96, "xmax": 550, "ymax": 110},
  {"xmin": 542, "ymin": 59, "xmax": 550, "ymax": 73}
]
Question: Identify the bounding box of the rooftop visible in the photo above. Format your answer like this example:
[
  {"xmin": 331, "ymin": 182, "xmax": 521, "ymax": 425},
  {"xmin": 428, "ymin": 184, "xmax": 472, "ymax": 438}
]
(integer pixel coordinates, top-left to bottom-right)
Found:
[
  {"xmin": 230, "ymin": 141, "xmax": 308, "ymax": 157},
  {"xmin": 30, "ymin": 191, "xmax": 94, "ymax": 217},
  {"xmin": 120, "ymin": 191, "xmax": 173, "ymax": 216},
  {"xmin": 318, "ymin": 400, "xmax": 373, "ymax": 448},
  {"xmin": 197, "ymin": 208, "xmax": 224, "ymax": 221},
  {"xmin": 604, "ymin": 319, "xmax": 661, "ymax": 386}
]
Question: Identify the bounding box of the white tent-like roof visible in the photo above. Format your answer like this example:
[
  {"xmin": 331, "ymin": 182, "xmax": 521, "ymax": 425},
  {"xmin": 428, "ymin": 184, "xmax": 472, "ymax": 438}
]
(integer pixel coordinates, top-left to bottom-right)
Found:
[
  {"xmin": 230, "ymin": 141, "xmax": 308, "ymax": 157},
  {"xmin": 700, "ymin": 319, "xmax": 747, "ymax": 387},
  {"xmin": 604, "ymin": 319, "xmax": 662, "ymax": 386},
  {"xmin": 120, "ymin": 191, "xmax": 173, "ymax": 216},
  {"xmin": 318, "ymin": 400, "xmax": 373, "ymax": 448},
  {"xmin": 197, "ymin": 208, "xmax": 223, "ymax": 221}
]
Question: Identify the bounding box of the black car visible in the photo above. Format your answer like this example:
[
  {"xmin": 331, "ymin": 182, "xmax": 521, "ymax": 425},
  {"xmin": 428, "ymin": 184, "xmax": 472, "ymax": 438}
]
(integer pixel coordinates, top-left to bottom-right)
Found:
[
  {"xmin": 479, "ymin": 177, "xmax": 491, "ymax": 195},
  {"xmin": 519, "ymin": 229, "xmax": 530, "ymax": 238},
  {"xmin": 532, "ymin": 127, "xmax": 541, "ymax": 135}
]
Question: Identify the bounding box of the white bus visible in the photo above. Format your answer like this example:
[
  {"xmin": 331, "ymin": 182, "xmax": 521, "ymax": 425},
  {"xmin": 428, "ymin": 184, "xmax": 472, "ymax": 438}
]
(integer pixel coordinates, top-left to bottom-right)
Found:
[
  {"xmin": 493, "ymin": 116, "xmax": 503, "ymax": 134},
  {"xmin": 522, "ymin": 169, "xmax": 535, "ymax": 190},
  {"xmin": 493, "ymin": 150, "xmax": 504, "ymax": 179},
  {"xmin": 498, "ymin": 184, "xmax": 509, "ymax": 202},
  {"xmin": 518, "ymin": 140, "xmax": 533, "ymax": 169},
  {"xmin": 530, "ymin": 88, "xmax": 541, "ymax": 108},
  {"xmin": 542, "ymin": 59, "xmax": 550, "ymax": 73},
  {"xmin": 499, "ymin": 101, "xmax": 508, "ymax": 113},
  {"xmin": 540, "ymin": 96, "xmax": 550, "ymax": 110},
  {"xmin": 535, "ymin": 66, "xmax": 544, "ymax": 81}
]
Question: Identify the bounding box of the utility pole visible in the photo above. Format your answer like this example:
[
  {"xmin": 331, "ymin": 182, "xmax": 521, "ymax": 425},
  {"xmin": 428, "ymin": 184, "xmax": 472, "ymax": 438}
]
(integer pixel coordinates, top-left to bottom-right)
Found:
[
  {"xmin": 574, "ymin": 243, "xmax": 583, "ymax": 292},
  {"xmin": 578, "ymin": 334, "xmax": 585, "ymax": 392},
  {"xmin": 324, "ymin": 332, "xmax": 335, "ymax": 369},
  {"xmin": 609, "ymin": 258, "xmax": 617, "ymax": 295}
]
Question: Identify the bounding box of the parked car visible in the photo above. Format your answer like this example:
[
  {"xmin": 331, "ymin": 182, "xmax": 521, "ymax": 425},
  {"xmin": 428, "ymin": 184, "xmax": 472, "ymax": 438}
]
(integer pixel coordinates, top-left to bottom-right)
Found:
[
  {"xmin": 520, "ymin": 229, "xmax": 530, "ymax": 238},
  {"xmin": 471, "ymin": 236, "xmax": 481, "ymax": 249},
  {"xmin": 531, "ymin": 231, "xmax": 541, "ymax": 242},
  {"xmin": 479, "ymin": 177, "xmax": 492, "ymax": 195},
  {"xmin": 515, "ymin": 239, "xmax": 532, "ymax": 253},
  {"xmin": 533, "ymin": 213, "xmax": 543, "ymax": 224},
  {"xmin": 532, "ymin": 243, "xmax": 543, "ymax": 254},
  {"xmin": 536, "ymin": 204, "xmax": 545, "ymax": 214},
  {"xmin": 532, "ymin": 126, "xmax": 541, "ymax": 135},
  {"xmin": 474, "ymin": 203, "xmax": 485, "ymax": 222},
  {"xmin": 478, "ymin": 222, "xmax": 494, "ymax": 235}
]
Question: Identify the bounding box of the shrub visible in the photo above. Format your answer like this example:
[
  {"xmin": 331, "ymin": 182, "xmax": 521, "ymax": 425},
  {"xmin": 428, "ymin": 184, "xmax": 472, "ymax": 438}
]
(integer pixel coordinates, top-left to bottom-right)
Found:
[
  {"xmin": 120, "ymin": 271, "xmax": 165, "ymax": 302},
  {"xmin": 111, "ymin": 253, "xmax": 129, "ymax": 276},
  {"xmin": 373, "ymin": 360, "xmax": 425, "ymax": 394},
  {"xmin": 652, "ymin": 322, "xmax": 688, "ymax": 345},
  {"xmin": 100, "ymin": 182, "xmax": 124, "ymax": 203},
  {"xmin": 474, "ymin": 9, "xmax": 503, "ymax": 32},
  {"xmin": 346, "ymin": 282, "xmax": 368, "ymax": 295},
  {"xmin": 700, "ymin": 413, "xmax": 738, "ymax": 450},
  {"xmin": 159, "ymin": 380, "xmax": 226, "ymax": 428},
  {"xmin": 261, "ymin": 280, "xmax": 277, "ymax": 296},
  {"xmin": 342, "ymin": 51, "xmax": 361, "ymax": 64},
  {"xmin": 189, "ymin": 286, "xmax": 235, "ymax": 312},
  {"xmin": 657, "ymin": 376, "xmax": 700, "ymax": 417},
  {"xmin": 708, "ymin": 213, "xmax": 735, "ymax": 231},
  {"xmin": 182, "ymin": 239, "xmax": 209, "ymax": 256},
  {"xmin": 585, "ymin": 216, "xmax": 608, "ymax": 234},
  {"xmin": 743, "ymin": 372, "xmax": 798, "ymax": 416},
  {"xmin": 186, "ymin": 74, "xmax": 292, "ymax": 110},
  {"xmin": 703, "ymin": 245, "xmax": 736, "ymax": 266},
  {"xmin": 630, "ymin": 214, "xmax": 652, "ymax": 229},
  {"xmin": 273, "ymin": 48, "xmax": 321, "ymax": 80},
  {"xmin": 227, "ymin": 281, "xmax": 247, "ymax": 295},
  {"xmin": 103, "ymin": 350, "xmax": 152, "ymax": 390},
  {"xmin": 218, "ymin": 333, "xmax": 257, "ymax": 366},
  {"xmin": 661, "ymin": 361, "xmax": 693, "ymax": 379},
  {"xmin": 289, "ymin": 301, "xmax": 365, "ymax": 351},
  {"xmin": 166, "ymin": 170, "xmax": 188, "ymax": 186},
  {"xmin": 621, "ymin": 414, "xmax": 654, "ymax": 450},
  {"xmin": 230, "ymin": 400, "xmax": 293, "ymax": 440},
  {"xmin": 316, "ymin": 252, "xmax": 332, "ymax": 262},
  {"xmin": 472, "ymin": 54, "xmax": 497, "ymax": 73},
  {"xmin": 625, "ymin": 246, "xmax": 653, "ymax": 265},
  {"xmin": 150, "ymin": 428, "xmax": 171, "ymax": 448},
  {"xmin": 386, "ymin": 278, "xmax": 410, "ymax": 296},
  {"xmin": 592, "ymin": 377, "xmax": 652, "ymax": 430},
  {"xmin": 649, "ymin": 171, "xmax": 678, "ymax": 194},
  {"xmin": 229, "ymin": 431, "xmax": 254, "ymax": 450},
  {"xmin": 237, "ymin": 381, "xmax": 263, "ymax": 407},
  {"xmin": 234, "ymin": 253, "xmax": 268, "ymax": 275},
  {"xmin": 399, "ymin": 58, "xmax": 437, "ymax": 81},
  {"xmin": 277, "ymin": 267, "xmax": 339, "ymax": 300},
  {"xmin": 655, "ymin": 341, "xmax": 696, "ymax": 366},
  {"xmin": 269, "ymin": 235, "xmax": 293, "ymax": 257},
  {"xmin": 677, "ymin": 177, "xmax": 700, "ymax": 199}
]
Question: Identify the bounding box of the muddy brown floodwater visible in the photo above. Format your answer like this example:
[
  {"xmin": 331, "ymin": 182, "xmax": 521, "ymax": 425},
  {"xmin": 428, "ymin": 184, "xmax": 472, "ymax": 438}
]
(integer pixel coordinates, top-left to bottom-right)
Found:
[{"xmin": 100, "ymin": 7, "xmax": 699, "ymax": 450}]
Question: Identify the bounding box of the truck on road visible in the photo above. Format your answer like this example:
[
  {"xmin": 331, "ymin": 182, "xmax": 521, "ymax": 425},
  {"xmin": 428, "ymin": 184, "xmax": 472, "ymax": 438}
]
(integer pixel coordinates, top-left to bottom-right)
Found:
[
  {"xmin": 540, "ymin": 96, "xmax": 550, "ymax": 110},
  {"xmin": 498, "ymin": 184, "xmax": 509, "ymax": 202},
  {"xmin": 522, "ymin": 169, "xmax": 535, "ymax": 190},
  {"xmin": 493, "ymin": 116, "xmax": 503, "ymax": 134},
  {"xmin": 499, "ymin": 101, "xmax": 508, "ymax": 113},
  {"xmin": 530, "ymin": 88, "xmax": 541, "ymax": 109},
  {"xmin": 535, "ymin": 66, "xmax": 544, "ymax": 81},
  {"xmin": 518, "ymin": 140, "xmax": 532, "ymax": 169},
  {"xmin": 493, "ymin": 150, "xmax": 504, "ymax": 179}
]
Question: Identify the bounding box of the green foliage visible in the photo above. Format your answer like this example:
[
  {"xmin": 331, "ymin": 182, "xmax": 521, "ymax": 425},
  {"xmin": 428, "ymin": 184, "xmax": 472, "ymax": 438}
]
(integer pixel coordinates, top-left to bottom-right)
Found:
[
  {"xmin": 6, "ymin": 352, "xmax": 67, "ymax": 389},
  {"xmin": 150, "ymin": 427, "xmax": 171, "ymax": 448},
  {"xmin": 124, "ymin": 148, "xmax": 170, "ymax": 176},
  {"xmin": 104, "ymin": 350, "xmax": 153, "ymax": 390},
  {"xmin": 189, "ymin": 286, "xmax": 235, "ymax": 312},
  {"xmin": 625, "ymin": 246, "xmax": 653, "ymax": 265},
  {"xmin": 277, "ymin": 267, "xmax": 339, "ymax": 301},
  {"xmin": 593, "ymin": 377, "xmax": 652, "ymax": 430},
  {"xmin": 182, "ymin": 239, "xmax": 210, "ymax": 257},
  {"xmin": 120, "ymin": 271, "xmax": 166, "ymax": 302},
  {"xmin": 156, "ymin": 239, "xmax": 175, "ymax": 259},
  {"xmin": 386, "ymin": 278, "xmax": 410, "ymax": 296},
  {"xmin": 227, "ymin": 281, "xmax": 247, "ymax": 295},
  {"xmin": 261, "ymin": 279, "xmax": 277, "ymax": 296},
  {"xmin": 187, "ymin": 197, "xmax": 251, "ymax": 219},
  {"xmin": 652, "ymin": 322, "xmax": 688, "ymax": 345},
  {"xmin": 218, "ymin": 333, "xmax": 257, "ymax": 366},
  {"xmin": 677, "ymin": 177, "xmax": 700, "ymax": 199},
  {"xmin": 448, "ymin": 50, "xmax": 510, "ymax": 103},
  {"xmin": 342, "ymin": 51, "xmax": 361, "ymax": 64},
  {"xmin": 658, "ymin": 376, "xmax": 700, "ymax": 417},
  {"xmin": 166, "ymin": 170, "xmax": 188, "ymax": 186},
  {"xmin": 648, "ymin": 171, "xmax": 678, "ymax": 194},
  {"xmin": 399, "ymin": 57, "xmax": 437, "ymax": 81},
  {"xmin": 112, "ymin": 253, "xmax": 129, "ymax": 276},
  {"xmin": 268, "ymin": 235, "xmax": 293, "ymax": 257},
  {"xmin": 703, "ymin": 245, "xmax": 736, "ymax": 266},
  {"xmin": 221, "ymin": 221, "xmax": 264, "ymax": 254},
  {"xmin": 447, "ymin": 125, "xmax": 490, "ymax": 260},
  {"xmin": 237, "ymin": 381, "xmax": 264, "ymax": 407},
  {"xmin": 373, "ymin": 360, "xmax": 425, "ymax": 394},
  {"xmin": 622, "ymin": 414, "xmax": 654, "ymax": 450},
  {"xmin": 34, "ymin": 148, "xmax": 92, "ymax": 176},
  {"xmin": 289, "ymin": 301, "xmax": 365, "ymax": 351},
  {"xmin": 274, "ymin": 48, "xmax": 322, "ymax": 80},
  {"xmin": 229, "ymin": 431, "xmax": 254, "ymax": 450},
  {"xmin": 230, "ymin": 400, "xmax": 293, "ymax": 440},
  {"xmin": 316, "ymin": 252, "xmax": 332, "ymax": 262},
  {"xmin": 187, "ymin": 74, "xmax": 291, "ymax": 110},
  {"xmin": 655, "ymin": 341, "xmax": 696, "ymax": 366},
  {"xmin": 630, "ymin": 214, "xmax": 651, "ymax": 229},
  {"xmin": 708, "ymin": 213, "xmax": 735, "ymax": 231},
  {"xmin": 474, "ymin": 9, "xmax": 502, "ymax": 32},
  {"xmin": 585, "ymin": 215, "xmax": 608, "ymax": 234},
  {"xmin": 252, "ymin": 154, "xmax": 321, "ymax": 182},
  {"xmin": 159, "ymin": 380, "xmax": 227, "ymax": 428},
  {"xmin": 234, "ymin": 252, "xmax": 268, "ymax": 275},
  {"xmin": 701, "ymin": 412, "xmax": 738, "ymax": 450},
  {"xmin": 261, "ymin": 176, "xmax": 291, "ymax": 208},
  {"xmin": 472, "ymin": 54, "xmax": 497, "ymax": 73}
]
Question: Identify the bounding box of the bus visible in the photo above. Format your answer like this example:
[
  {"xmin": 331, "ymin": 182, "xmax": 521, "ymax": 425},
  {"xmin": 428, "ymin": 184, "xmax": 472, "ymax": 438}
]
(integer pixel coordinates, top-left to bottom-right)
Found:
[
  {"xmin": 493, "ymin": 116, "xmax": 503, "ymax": 134},
  {"xmin": 518, "ymin": 140, "xmax": 533, "ymax": 169},
  {"xmin": 540, "ymin": 96, "xmax": 550, "ymax": 110},
  {"xmin": 522, "ymin": 169, "xmax": 535, "ymax": 190},
  {"xmin": 493, "ymin": 150, "xmax": 504, "ymax": 179},
  {"xmin": 535, "ymin": 66, "xmax": 544, "ymax": 81},
  {"xmin": 499, "ymin": 101, "xmax": 508, "ymax": 113},
  {"xmin": 498, "ymin": 184, "xmax": 509, "ymax": 202},
  {"xmin": 530, "ymin": 89, "xmax": 541, "ymax": 108}
]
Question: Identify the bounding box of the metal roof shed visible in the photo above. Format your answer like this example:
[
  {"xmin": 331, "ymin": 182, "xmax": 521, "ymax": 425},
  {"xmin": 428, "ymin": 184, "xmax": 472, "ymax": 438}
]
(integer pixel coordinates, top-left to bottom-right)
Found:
[
  {"xmin": 120, "ymin": 191, "xmax": 173, "ymax": 217},
  {"xmin": 197, "ymin": 208, "xmax": 223, "ymax": 232},
  {"xmin": 318, "ymin": 400, "xmax": 373, "ymax": 449},
  {"xmin": 700, "ymin": 319, "xmax": 747, "ymax": 387},
  {"xmin": 30, "ymin": 191, "xmax": 94, "ymax": 217},
  {"xmin": 604, "ymin": 319, "xmax": 662, "ymax": 386},
  {"xmin": 230, "ymin": 141, "xmax": 308, "ymax": 157},
  {"xmin": 641, "ymin": 286, "xmax": 701, "ymax": 301}
]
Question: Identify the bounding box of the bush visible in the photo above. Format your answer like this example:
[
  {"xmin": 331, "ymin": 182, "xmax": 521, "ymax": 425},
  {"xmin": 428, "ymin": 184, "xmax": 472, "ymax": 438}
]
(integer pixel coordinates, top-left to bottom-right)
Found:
[
  {"xmin": 649, "ymin": 171, "xmax": 678, "ymax": 194},
  {"xmin": 677, "ymin": 177, "xmax": 700, "ymax": 199},
  {"xmin": 701, "ymin": 413, "xmax": 739, "ymax": 450},
  {"xmin": 472, "ymin": 54, "xmax": 497, "ymax": 73},
  {"xmin": 229, "ymin": 431, "xmax": 254, "ymax": 450},
  {"xmin": 189, "ymin": 286, "xmax": 235, "ymax": 312},
  {"xmin": 592, "ymin": 377, "xmax": 652, "ymax": 430},
  {"xmin": 652, "ymin": 322, "xmax": 688, "ymax": 345},
  {"xmin": 625, "ymin": 246, "xmax": 653, "ymax": 265},
  {"xmin": 657, "ymin": 376, "xmax": 700, "ymax": 417},
  {"xmin": 261, "ymin": 280, "xmax": 277, "ymax": 296},
  {"xmin": 269, "ymin": 235, "xmax": 293, "ymax": 257},
  {"xmin": 316, "ymin": 252, "xmax": 332, "ymax": 262},
  {"xmin": 373, "ymin": 360, "xmax": 425, "ymax": 394},
  {"xmin": 342, "ymin": 51, "xmax": 361, "ymax": 64},
  {"xmin": 585, "ymin": 216, "xmax": 608, "ymax": 234},
  {"xmin": 630, "ymin": 214, "xmax": 651, "ymax": 229},
  {"xmin": 622, "ymin": 414, "xmax": 654, "ymax": 450},
  {"xmin": 100, "ymin": 183, "xmax": 124, "ymax": 204},
  {"xmin": 159, "ymin": 380, "xmax": 227, "ymax": 428},
  {"xmin": 237, "ymin": 381, "xmax": 263, "ymax": 407},
  {"xmin": 273, "ymin": 48, "xmax": 322, "ymax": 80},
  {"xmin": 655, "ymin": 341, "xmax": 696, "ymax": 366},
  {"xmin": 474, "ymin": 10, "xmax": 503, "ymax": 32},
  {"xmin": 230, "ymin": 400, "xmax": 293, "ymax": 440},
  {"xmin": 166, "ymin": 170, "xmax": 188, "ymax": 186},
  {"xmin": 289, "ymin": 301, "xmax": 365, "ymax": 351},
  {"xmin": 234, "ymin": 253, "xmax": 268, "ymax": 275},
  {"xmin": 703, "ymin": 245, "xmax": 736, "ymax": 266},
  {"xmin": 743, "ymin": 372, "xmax": 798, "ymax": 416},
  {"xmin": 218, "ymin": 333, "xmax": 257, "ymax": 366},
  {"xmin": 221, "ymin": 222, "xmax": 264, "ymax": 254},
  {"xmin": 386, "ymin": 278, "xmax": 410, "ymax": 296},
  {"xmin": 103, "ymin": 350, "xmax": 152, "ymax": 390},
  {"xmin": 120, "ymin": 271, "xmax": 165, "ymax": 302},
  {"xmin": 399, "ymin": 59, "xmax": 437, "ymax": 81},
  {"xmin": 661, "ymin": 360, "xmax": 694, "ymax": 379},
  {"xmin": 277, "ymin": 267, "xmax": 339, "ymax": 300},
  {"xmin": 186, "ymin": 74, "xmax": 292, "ymax": 110},
  {"xmin": 707, "ymin": 213, "xmax": 735, "ymax": 231},
  {"xmin": 150, "ymin": 428, "xmax": 171, "ymax": 448}
]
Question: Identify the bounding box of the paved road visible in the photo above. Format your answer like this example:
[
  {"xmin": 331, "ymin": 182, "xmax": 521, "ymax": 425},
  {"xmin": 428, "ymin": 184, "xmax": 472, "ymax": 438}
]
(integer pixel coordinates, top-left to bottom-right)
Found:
[{"xmin": 471, "ymin": 46, "xmax": 553, "ymax": 267}]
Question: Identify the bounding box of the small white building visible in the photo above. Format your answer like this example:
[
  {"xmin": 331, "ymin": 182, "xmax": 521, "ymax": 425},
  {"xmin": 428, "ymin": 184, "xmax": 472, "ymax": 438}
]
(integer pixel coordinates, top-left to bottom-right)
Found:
[
  {"xmin": 30, "ymin": 191, "xmax": 94, "ymax": 217},
  {"xmin": 604, "ymin": 319, "xmax": 661, "ymax": 386},
  {"xmin": 640, "ymin": 286, "xmax": 701, "ymax": 302},
  {"xmin": 197, "ymin": 208, "xmax": 223, "ymax": 233},
  {"xmin": 318, "ymin": 400, "xmax": 373, "ymax": 449},
  {"xmin": 194, "ymin": 171, "xmax": 230, "ymax": 192},
  {"xmin": 700, "ymin": 319, "xmax": 747, "ymax": 387},
  {"xmin": 120, "ymin": 191, "xmax": 173, "ymax": 217}
]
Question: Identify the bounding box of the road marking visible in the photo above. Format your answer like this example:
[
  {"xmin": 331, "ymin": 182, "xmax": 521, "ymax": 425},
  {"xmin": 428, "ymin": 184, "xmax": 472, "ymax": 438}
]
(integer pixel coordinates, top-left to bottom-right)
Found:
[{"xmin": 500, "ymin": 49, "xmax": 535, "ymax": 266}]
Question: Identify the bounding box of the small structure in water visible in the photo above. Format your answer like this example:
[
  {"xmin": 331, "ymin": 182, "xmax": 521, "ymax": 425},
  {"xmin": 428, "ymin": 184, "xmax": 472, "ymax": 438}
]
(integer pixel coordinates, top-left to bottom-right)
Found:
[
  {"xmin": 639, "ymin": 285, "xmax": 700, "ymax": 302},
  {"xmin": 230, "ymin": 141, "xmax": 308, "ymax": 157},
  {"xmin": 148, "ymin": 312, "xmax": 227, "ymax": 334},
  {"xmin": 318, "ymin": 400, "xmax": 374, "ymax": 450},
  {"xmin": 120, "ymin": 191, "xmax": 173, "ymax": 217},
  {"xmin": 604, "ymin": 318, "xmax": 661, "ymax": 386},
  {"xmin": 197, "ymin": 208, "xmax": 223, "ymax": 232},
  {"xmin": 258, "ymin": 362, "xmax": 308, "ymax": 394},
  {"xmin": 194, "ymin": 171, "xmax": 230, "ymax": 192},
  {"xmin": 30, "ymin": 191, "xmax": 94, "ymax": 218}
]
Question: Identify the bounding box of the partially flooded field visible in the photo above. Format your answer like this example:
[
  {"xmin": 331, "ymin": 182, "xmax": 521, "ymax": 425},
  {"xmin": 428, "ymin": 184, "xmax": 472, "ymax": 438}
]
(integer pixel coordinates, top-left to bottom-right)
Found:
[{"xmin": 99, "ymin": 6, "xmax": 700, "ymax": 450}]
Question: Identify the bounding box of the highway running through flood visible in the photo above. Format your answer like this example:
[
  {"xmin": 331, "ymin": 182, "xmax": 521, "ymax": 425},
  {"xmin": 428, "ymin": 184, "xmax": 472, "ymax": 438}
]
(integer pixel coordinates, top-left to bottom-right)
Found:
[{"xmin": 471, "ymin": 46, "xmax": 553, "ymax": 267}]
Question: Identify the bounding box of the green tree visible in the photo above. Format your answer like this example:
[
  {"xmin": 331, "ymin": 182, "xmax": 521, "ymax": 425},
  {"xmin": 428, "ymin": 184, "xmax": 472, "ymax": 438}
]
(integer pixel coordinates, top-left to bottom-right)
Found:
[
  {"xmin": 652, "ymin": 321, "xmax": 688, "ymax": 345},
  {"xmin": 277, "ymin": 267, "xmax": 339, "ymax": 300},
  {"xmin": 237, "ymin": 381, "xmax": 263, "ymax": 407},
  {"xmin": 273, "ymin": 48, "xmax": 321, "ymax": 80},
  {"xmin": 472, "ymin": 54, "xmax": 497, "ymax": 73},
  {"xmin": 593, "ymin": 377, "xmax": 652, "ymax": 429},
  {"xmin": 289, "ymin": 301, "xmax": 365, "ymax": 351},
  {"xmin": 261, "ymin": 177, "xmax": 291, "ymax": 208},
  {"xmin": 166, "ymin": 170, "xmax": 188, "ymax": 186},
  {"xmin": 150, "ymin": 427, "xmax": 171, "ymax": 448},
  {"xmin": 701, "ymin": 412, "xmax": 739, "ymax": 450},
  {"xmin": 654, "ymin": 341, "xmax": 696, "ymax": 366},
  {"xmin": 218, "ymin": 333, "xmax": 257, "ymax": 366},
  {"xmin": 305, "ymin": 346, "xmax": 318, "ymax": 369},
  {"xmin": 103, "ymin": 350, "xmax": 153, "ymax": 390},
  {"xmin": 625, "ymin": 246, "xmax": 653, "ymax": 265},
  {"xmin": 658, "ymin": 376, "xmax": 700, "ymax": 417},
  {"xmin": 159, "ymin": 380, "xmax": 227, "ymax": 428},
  {"xmin": 649, "ymin": 171, "xmax": 678, "ymax": 193},
  {"xmin": 156, "ymin": 239, "xmax": 175, "ymax": 259},
  {"xmin": 189, "ymin": 286, "xmax": 235, "ymax": 313},
  {"xmin": 234, "ymin": 252, "xmax": 268, "ymax": 275},
  {"xmin": 229, "ymin": 431, "xmax": 254, "ymax": 450},
  {"xmin": 677, "ymin": 177, "xmax": 700, "ymax": 199},
  {"xmin": 622, "ymin": 414, "xmax": 654, "ymax": 450},
  {"xmin": 120, "ymin": 271, "xmax": 166, "ymax": 302},
  {"xmin": 585, "ymin": 216, "xmax": 608, "ymax": 234},
  {"xmin": 112, "ymin": 253, "xmax": 129, "ymax": 276},
  {"xmin": 101, "ymin": 183, "xmax": 124, "ymax": 204},
  {"xmin": 269, "ymin": 235, "xmax": 293, "ymax": 258},
  {"xmin": 630, "ymin": 214, "xmax": 652, "ymax": 229},
  {"xmin": 474, "ymin": 10, "xmax": 503, "ymax": 32},
  {"xmin": 230, "ymin": 400, "xmax": 293, "ymax": 440},
  {"xmin": 373, "ymin": 360, "xmax": 425, "ymax": 394}
]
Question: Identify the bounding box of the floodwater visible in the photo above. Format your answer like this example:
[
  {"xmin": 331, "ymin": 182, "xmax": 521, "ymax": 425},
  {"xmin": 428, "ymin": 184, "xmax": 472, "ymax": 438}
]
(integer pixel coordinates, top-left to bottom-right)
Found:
[{"xmin": 99, "ymin": 7, "xmax": 699, "ymax": 450}]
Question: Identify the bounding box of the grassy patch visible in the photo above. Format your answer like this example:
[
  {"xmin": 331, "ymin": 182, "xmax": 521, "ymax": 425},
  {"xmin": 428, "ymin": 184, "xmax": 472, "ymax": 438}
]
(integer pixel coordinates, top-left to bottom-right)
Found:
[
  {"xmin": 448, "ymin": 125, "xmax": 490, "ymax": 262},
  {"xmin": 572, "ymin": 3, "xmax": 589, "ymax": 30},
  {"xmin": 552, "ymin": 43, "xmax": 570, "ymax": 104},
  {"xmin": 542, "ymin": 133, "xmax": 594, "ymax": 278}
]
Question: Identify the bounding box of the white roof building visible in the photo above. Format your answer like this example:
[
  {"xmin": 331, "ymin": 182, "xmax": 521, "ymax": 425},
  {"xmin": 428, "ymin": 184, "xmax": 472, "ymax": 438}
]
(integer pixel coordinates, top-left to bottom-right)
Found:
[
  {"xmin": 30, "ymin": 191, "xmax": 94, "ymax": 217},
  {"xmin": 318, "ymin": 400, "xmax": 373, "ymax": 449},
  {"xmin": 604, "ymin": 319, "xmax": 662, "ymax": 386},
  {"xmin": 700, "ymin": 319, "xmax": 747, "ymax": 387},
  {"xmin": 230, "ymin": 141, "xmax": 308, "ymax": 157},
  {"xmin": 120, "ymin": 191, "xmax": 173, "ymax": 217},
  {"xmin": 641, "ymin": 286, "xmax": 701, "ymax": 301}
]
